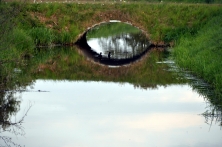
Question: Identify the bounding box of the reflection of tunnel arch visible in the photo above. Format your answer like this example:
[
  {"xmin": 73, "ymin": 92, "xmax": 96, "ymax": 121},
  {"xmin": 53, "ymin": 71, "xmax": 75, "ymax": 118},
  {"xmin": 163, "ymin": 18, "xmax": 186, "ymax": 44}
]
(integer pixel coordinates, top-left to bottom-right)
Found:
[
  {"xmin": 75, "ymin": 31, "xmax": 153, "ymax": 66},
  {"xmin": 75, "ymin": 21, "xmax": 168, "ymax": 66}
]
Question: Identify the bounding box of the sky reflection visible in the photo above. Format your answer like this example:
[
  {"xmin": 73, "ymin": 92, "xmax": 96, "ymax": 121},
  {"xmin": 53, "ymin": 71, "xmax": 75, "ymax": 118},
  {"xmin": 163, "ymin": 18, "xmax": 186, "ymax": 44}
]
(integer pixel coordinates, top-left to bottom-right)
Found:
[
  {"xmin": 86, "ymin": 22, "xmax": 150, "ymax": 59},
  {"xmin": 3, "ymin": 80, "xmax": 222, "ymax": 147}
]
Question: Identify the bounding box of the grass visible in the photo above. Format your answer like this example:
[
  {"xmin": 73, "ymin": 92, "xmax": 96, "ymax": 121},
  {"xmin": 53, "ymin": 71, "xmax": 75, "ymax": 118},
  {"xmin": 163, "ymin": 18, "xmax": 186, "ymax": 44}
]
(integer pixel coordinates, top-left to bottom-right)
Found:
[
  {"xmin": 172, "ymin": 14, "xmax": 222, "ymax": 98},
  {"xmin": 28, "ymin": 27, "xmax": 55, "ymax": 46},
  {"xmin": 8, "ymin": 0, "xmax": 222, "ymax": 4},
  {"xmin": 14, "ymin": 2, "xmax": 221, "ymax": 47}
]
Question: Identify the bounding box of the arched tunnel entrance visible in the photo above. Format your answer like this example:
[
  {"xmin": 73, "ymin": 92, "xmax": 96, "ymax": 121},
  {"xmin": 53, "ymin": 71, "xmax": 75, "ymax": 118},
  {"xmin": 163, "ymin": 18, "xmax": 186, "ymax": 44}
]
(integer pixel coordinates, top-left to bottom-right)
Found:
[{"xmin": 75, "ymin": 21, "xmax": 162, "ymax": 66}]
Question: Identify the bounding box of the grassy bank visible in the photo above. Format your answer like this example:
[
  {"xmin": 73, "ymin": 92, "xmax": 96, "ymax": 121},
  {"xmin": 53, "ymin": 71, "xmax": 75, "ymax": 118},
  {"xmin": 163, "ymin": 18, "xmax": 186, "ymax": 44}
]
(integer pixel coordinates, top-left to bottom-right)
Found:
[
  {"xmin": 16, "ymin": 2, "xmax": 222, "ymax": 45},
  {"xmin": 2, "ymin": 2, "xmax": 220, "ymax": 62},
  {"xmin": 172, "ymin": 14, "xmax": 222, "ymax": 98}
]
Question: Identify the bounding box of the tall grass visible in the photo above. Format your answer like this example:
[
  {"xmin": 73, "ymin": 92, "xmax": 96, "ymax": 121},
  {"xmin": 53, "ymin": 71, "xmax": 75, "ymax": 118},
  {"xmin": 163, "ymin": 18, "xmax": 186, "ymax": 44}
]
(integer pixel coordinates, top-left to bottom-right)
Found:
[
  {"xmin": 28, "ymin": 27, "xmax": 55, "ymax": 46},
  {"xmin": 172, "ymin": 14, "xmax": 222, "ymax": 98},
  {"xmin": 0, "ymin": 27, "xmax": 34, "ymax": 81},
  {"xmin": 0, "ymin": 29, "xmax": 34, "ymax": 92},
  {"xmin": 12, "ymin": 29, "xmax": 34, "ymax": 52}
]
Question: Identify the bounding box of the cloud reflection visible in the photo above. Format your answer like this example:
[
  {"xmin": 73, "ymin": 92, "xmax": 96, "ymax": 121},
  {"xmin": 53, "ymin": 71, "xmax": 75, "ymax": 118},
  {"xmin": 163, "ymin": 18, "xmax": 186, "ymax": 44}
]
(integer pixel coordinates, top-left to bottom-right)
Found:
[{"xmin": 7, "ymin": 80, "xmax": 222, "ymax": 147}]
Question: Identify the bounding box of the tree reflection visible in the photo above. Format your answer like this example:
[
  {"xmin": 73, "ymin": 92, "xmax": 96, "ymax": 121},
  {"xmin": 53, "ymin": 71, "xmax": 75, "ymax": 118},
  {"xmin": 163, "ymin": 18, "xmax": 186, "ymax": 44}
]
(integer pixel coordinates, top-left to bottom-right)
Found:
[
  {"xmin": 95, "ymin": 32, "xmax": 150, "ymax": 59},
  {"xmin": 0, "ymin": 91, "xmax": 20, "ymax": 131},
  {"xmin": 86, "ymin": 22, "xmax": 151, "ymax": 60},
  {"xmin": 0, "ymin": 89, "xmax": 31, "ymax": 147},
  {"xmin": 0, "ymin": 67, "xmax": 32, "ymax": 147}
]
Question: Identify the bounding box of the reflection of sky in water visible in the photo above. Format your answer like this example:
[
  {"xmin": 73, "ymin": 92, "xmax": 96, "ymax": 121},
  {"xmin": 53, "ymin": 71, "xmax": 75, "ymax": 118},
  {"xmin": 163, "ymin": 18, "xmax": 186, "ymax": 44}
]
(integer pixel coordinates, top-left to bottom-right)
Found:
[
  {"xmin": 88, "ymin": 38, "xmax": 112, "ymax": 54},
  {"xmin": 4, "ymin": 80, "xmax": 222, "ymax": 147},
  {"xmin": 88, "ymin": 34, "xmax": 131, "ymax": 52},
  {"xmin": 87, "ymin": 34, "xmax": 150, "ymax": 59}
]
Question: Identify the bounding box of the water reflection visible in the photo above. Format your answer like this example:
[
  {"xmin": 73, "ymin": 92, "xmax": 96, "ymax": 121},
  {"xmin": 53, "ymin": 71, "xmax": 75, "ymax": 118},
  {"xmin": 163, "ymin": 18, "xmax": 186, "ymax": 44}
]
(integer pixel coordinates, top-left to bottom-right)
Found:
[
  {"xmin": 0, "ymin": 90, "xmax": 31, "ymax": 147},
  {"xmin": 76, "ymin": 22, "xmax": 151, "ymax": 65},
  {"xmin": 33, "ymin": 47, "xmax": 186, "ymax": 89},
  {"xmin": 0, "ymin": 91, "xmax": 20, "ymax": 130},
  {"xmin": 0, "ymin": 57, "xmax": 33, "ymax": 146},
  {"xmin": 0, "ymin": 45, "xmax": 222, "ymax": 146},
  {"xmin": 2, "ymin": 80, "xmax": 221, "ymax": 147},
  {"xmin": 164, "ymin": 59, "xmax": 222, "ymax": 128},
  {"xmin": 185, "ymin": 74, "xmax": 222, "ymax": 128},
  {"xmin": 87, "ymin": 31, "xmax": 150, "ymax": 59}
]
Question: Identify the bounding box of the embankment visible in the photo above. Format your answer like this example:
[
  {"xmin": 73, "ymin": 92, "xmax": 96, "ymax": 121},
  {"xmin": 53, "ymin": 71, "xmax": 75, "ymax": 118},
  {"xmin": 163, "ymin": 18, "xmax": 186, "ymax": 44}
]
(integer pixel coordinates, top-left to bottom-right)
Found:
[
  {"xmin": 172, "ymin": 14, "xmax": 222, "ymax": 98},
  {"xmin": 1, "ymin": 2, "xmax": 222, "ymax": 97},
  {"xmin": 17, "ymin": 3, "xmax": 222, "ymax": 45}
]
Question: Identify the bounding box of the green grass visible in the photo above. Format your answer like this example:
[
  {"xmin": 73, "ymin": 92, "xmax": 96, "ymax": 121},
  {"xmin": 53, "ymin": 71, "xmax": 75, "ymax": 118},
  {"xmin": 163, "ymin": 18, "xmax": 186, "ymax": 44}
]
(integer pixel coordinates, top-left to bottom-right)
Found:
[
  {"xmin": 172, "ymin": 14, "xmax": 222, "ymax": 98},
  {"xmin": 17, "ymin": 2, "xmax": 222, "ymax": 45},
  {"xmin": 10, "ymin": 0, "xmax": 222, "ymax": 4},
  {"xmin": 128, "ymin": 0, "xmax": 221, "ymax": 3},
  {"xmin": 28, "ymin": 27, "xmax": 55, "ymax": 46}
]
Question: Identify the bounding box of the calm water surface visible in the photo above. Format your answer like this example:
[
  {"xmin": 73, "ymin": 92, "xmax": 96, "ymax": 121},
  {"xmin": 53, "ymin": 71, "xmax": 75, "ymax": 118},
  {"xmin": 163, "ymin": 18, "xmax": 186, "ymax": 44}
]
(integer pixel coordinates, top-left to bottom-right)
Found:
[
  {"xmin": 3, "ymin": 80, "xmax": 222, "ymax": 147},
  {"xmin": 86, "ymin": 22, "xmax": 150, "ymax": 59}
]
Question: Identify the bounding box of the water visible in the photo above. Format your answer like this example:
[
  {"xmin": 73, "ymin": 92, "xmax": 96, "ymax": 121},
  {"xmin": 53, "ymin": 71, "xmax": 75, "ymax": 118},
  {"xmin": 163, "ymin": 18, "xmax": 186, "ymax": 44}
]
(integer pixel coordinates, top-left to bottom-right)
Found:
[
  {"xmin": 86, "ymin": 22, "xmax": 150, "ymax": 59},
  {"xmin": 1, "ymin": 80, "xmax": 222, "ymax": 147},
  {"xmin": 1, "ymin": 23, "xmax": 222, "ymax": 147}
]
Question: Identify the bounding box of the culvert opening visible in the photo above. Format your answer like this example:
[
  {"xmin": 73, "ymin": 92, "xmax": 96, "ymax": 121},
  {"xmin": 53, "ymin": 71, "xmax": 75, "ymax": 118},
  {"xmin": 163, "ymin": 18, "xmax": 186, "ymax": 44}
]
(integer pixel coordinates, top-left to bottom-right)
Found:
[{"xmin": 75, "ymin": 21, "xmax": 152, "ymax": 66}]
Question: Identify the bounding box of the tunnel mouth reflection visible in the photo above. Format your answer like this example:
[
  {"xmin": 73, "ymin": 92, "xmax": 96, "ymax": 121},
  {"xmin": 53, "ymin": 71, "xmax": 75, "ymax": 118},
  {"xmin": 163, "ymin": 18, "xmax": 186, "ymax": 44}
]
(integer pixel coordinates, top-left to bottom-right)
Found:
[
  {"xmin": 86, "ymin": 22, "xmax": 151, "ymax": 60},
  {"xmin": 75, "ymin": 21, "xmax": 152, "ymax": 66}
]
